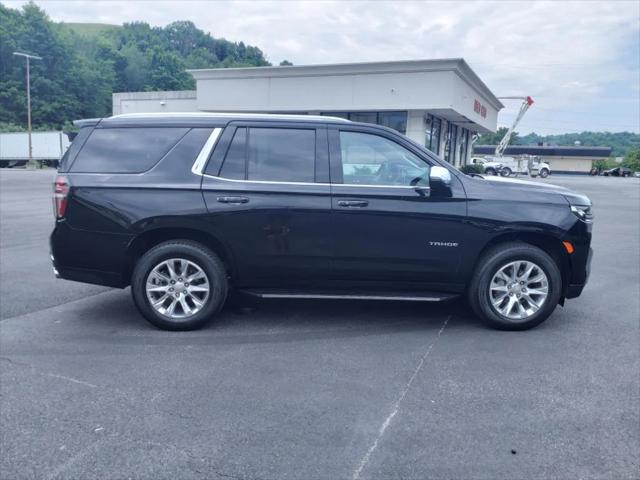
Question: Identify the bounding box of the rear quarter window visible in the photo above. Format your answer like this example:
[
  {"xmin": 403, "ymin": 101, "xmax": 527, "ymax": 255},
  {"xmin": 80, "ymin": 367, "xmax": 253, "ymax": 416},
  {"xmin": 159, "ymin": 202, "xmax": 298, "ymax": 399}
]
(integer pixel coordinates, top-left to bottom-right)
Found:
[
  {"xmin": 70, "ymin": 127, "xmax": 188, "ymax": 173},
  {"xmin": 58, "ymin": 127, "xmax": 92, "ymax": 172}
]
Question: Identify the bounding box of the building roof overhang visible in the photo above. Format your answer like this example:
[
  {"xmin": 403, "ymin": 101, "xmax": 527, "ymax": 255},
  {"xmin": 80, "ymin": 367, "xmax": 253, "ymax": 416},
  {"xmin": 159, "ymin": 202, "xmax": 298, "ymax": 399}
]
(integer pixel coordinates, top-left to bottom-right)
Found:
[{"xmin": 188, "ymin": 58, "xmax": 504, "ymax": 111}]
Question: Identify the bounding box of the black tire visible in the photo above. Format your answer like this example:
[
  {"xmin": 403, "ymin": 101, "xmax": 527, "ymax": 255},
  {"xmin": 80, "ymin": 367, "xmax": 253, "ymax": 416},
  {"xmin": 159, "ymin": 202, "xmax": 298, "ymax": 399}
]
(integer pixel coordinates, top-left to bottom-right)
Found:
[
  {"xmin": 539, "ymin": 168, "xmax": 549, "ymax": 178},
  {"xmin": 485, "ymin": 168, "xmax": 497, "ymax": 176},
  {"xmin": 500, "ymin": 167, "xmax": 512, "ymax": 177},
  {"xmin": 467, "ymin": 242, "xmax": 562, "ymax": 331},
  {"xmin": 131, "ymin": 240, "xmax": 228, "ymax": 331}
]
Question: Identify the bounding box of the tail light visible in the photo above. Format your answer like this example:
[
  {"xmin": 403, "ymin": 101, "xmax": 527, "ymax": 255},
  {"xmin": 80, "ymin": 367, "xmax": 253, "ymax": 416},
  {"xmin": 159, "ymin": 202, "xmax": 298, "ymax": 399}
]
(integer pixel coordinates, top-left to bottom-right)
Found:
[{"xmin": 53, "ymin": 175, "xmax": 70, "ymax": 219}]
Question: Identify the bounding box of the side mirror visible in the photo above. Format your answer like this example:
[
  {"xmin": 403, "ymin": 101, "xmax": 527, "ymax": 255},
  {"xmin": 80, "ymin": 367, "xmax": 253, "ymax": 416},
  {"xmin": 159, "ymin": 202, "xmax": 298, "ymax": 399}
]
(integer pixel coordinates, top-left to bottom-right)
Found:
[{"xmin": 430, "ymin": 166, "xmax": 452, "ymax": 186}]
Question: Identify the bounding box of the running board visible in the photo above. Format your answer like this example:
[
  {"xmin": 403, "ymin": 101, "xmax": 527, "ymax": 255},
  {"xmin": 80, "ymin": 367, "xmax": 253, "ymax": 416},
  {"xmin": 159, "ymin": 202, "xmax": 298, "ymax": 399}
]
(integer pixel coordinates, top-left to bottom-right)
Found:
[{"xmin": 241, "ymin": 290, "xmax": 459, "ymax": 302}]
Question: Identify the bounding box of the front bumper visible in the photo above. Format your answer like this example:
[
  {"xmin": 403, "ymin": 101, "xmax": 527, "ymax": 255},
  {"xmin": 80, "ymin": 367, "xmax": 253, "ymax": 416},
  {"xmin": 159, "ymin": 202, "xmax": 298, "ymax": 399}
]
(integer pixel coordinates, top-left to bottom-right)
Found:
[{"xmin": 566, "ymin": 246, "xmax": 593, "ymax": 299}]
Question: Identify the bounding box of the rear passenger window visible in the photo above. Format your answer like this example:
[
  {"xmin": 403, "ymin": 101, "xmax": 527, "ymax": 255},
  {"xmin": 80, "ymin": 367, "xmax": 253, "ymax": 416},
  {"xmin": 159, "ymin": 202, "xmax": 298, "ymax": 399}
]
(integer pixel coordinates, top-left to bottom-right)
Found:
[
  {"xmin": 218, "ymin": 127, "xmax": 316, "ymax": 183},
  {"xmin": 248, "ymin": 128, "xmax": 315, "ymax": 182},
  {"xmin": 71, "ymin": 128, "xmax": 188, "ymax": 173}
]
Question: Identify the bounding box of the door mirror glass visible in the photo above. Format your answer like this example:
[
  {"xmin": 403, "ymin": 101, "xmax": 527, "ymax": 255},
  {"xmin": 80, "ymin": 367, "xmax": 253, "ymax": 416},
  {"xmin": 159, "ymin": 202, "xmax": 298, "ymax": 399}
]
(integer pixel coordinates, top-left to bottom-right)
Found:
[{"xmin": 429, "ymin": 166, "xmax": 452, "ymax": 186}]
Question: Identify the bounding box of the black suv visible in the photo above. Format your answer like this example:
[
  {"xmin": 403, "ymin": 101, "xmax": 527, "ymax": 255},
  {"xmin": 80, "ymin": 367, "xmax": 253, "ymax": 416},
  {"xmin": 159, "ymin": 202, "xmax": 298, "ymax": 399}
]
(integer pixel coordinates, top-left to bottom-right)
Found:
[{"xmin": 51, "ymin": 113, "xmax": 593, "ymax": 331}]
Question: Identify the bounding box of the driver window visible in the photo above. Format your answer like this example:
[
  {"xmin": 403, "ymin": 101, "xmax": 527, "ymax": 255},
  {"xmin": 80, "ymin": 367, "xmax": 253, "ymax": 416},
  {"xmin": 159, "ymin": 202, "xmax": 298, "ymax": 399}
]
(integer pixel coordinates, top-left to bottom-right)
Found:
[{"xmin": 339, "ymin": 131, "xmax": 429, "ymax": 186}]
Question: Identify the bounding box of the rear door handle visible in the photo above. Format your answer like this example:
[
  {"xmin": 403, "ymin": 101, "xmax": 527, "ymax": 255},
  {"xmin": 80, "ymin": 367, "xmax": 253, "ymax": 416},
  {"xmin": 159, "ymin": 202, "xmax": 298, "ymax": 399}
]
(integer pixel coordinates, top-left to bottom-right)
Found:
[
  {"xmin": 217, "ymin": 196, "xmax": 249, "ymax": 204},
  {"xmin": 337, "ymin": 200, "xmax": 369, "ymax": 208}
]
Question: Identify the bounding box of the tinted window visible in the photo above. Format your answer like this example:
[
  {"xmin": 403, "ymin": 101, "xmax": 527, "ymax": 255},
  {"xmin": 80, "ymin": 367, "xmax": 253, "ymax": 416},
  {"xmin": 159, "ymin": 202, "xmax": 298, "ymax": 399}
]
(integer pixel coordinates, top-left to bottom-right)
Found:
[
  {"xmin": 219, "ymin": 128, "xmax": 246, "ymax": 180},
  {"xmin": 158, "ymin": 128, "xmax": 213, "ymax": 179},
  {"xmin": 59, "ymin": 127, "xmax": 92, "ymax": 172},
  {"xmin": 339, "ymin": 131, "xmax": 428, "ymax": 186},
  {"xmin": 247, "ymin": 128, "xmax": 315, "ymax": 182},
  {"xmin": 71, "ymin": 127, "xmax": 188, "ymax": 173}
]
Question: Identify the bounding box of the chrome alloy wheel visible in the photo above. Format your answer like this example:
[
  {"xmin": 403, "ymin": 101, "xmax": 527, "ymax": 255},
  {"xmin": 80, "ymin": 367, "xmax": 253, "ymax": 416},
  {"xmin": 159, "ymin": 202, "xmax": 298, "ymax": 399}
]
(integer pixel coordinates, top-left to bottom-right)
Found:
[
  {"xmin": 489, "ymin": 260, "xmax": 549, "ymax": 320},
  {"xmin": 145, "ymin": 258, "xmax": 210, "ymax": 319}
]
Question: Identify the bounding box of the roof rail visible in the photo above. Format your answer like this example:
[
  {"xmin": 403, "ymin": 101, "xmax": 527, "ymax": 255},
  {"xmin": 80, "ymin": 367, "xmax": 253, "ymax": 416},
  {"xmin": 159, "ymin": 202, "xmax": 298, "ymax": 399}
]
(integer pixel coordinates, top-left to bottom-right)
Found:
[{"xmin": 109, "ymin": 112, "xmax": 351, "ymax": 123}]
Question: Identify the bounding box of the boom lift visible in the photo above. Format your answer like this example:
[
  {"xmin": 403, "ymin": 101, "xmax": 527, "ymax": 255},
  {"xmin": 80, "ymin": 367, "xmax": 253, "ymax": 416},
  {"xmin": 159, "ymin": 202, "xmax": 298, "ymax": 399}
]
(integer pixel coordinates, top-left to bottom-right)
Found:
[
  {"xmin": 495, "ymin": 96, "xmax": 534, "ymax": 158},
  {"xmin": 479, "ymin": 96, "xmax": 537, "ymax": 177}
]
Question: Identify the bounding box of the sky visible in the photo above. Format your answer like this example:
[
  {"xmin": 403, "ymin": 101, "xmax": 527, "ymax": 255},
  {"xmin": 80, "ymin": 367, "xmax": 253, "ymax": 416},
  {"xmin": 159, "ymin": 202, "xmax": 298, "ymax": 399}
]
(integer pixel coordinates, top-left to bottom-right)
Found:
[{"xmin": 6, "ymin": 0, "xmax": 640, "ymax": 135}]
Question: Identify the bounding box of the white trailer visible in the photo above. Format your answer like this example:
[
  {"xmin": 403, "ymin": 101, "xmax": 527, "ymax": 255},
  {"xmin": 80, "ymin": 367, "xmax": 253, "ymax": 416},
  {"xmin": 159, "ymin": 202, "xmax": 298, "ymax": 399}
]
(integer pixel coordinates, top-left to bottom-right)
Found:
[{"xmin": 0, "ymin": 131, "xmax": 70, "ymax": 168}]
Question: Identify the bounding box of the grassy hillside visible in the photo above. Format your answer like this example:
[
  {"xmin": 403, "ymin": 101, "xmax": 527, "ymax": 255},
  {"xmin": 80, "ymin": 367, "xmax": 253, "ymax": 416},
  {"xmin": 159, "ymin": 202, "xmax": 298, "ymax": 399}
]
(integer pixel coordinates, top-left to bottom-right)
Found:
[{"xmin": 59, "ymin": 22, "xmax": 121, "ymax": 37}]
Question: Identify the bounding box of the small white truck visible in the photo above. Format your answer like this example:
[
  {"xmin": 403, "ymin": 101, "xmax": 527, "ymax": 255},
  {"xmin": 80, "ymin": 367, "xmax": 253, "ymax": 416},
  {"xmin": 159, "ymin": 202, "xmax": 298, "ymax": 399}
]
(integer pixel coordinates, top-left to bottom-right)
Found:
[
  {"xmin": 478, "ymin": 156, "xmax": 551, "ymax": 178},
  {"xmin": 0, "ymin": 131, "xmax": 70, "ymax": 168}
]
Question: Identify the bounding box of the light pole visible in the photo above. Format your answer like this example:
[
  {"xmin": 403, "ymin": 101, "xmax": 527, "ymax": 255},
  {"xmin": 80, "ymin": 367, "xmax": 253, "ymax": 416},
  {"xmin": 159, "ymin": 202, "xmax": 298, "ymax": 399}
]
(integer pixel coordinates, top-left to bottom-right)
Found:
[{"xmin": 13, "ymin": 52, "xmax": 42, "ymax": 163}]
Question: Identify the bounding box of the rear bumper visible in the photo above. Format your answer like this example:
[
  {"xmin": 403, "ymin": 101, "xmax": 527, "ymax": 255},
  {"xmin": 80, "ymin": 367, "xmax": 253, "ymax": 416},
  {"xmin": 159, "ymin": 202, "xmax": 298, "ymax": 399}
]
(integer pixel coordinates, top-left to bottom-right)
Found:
[
  {"xmin": 53, "ymin": 263, "xmax": 125, "ymax": 288},
  {"xmin": 50, "ymin": 221, "xmax": 131, "ymax": 288}
]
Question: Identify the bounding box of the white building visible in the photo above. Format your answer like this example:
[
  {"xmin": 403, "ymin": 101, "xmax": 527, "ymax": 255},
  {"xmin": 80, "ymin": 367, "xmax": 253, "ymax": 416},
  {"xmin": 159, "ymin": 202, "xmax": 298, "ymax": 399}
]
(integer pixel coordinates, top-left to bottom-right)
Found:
[{"xmin": 113, "ymin": 59, "xmax": 503, "ymax": 166}]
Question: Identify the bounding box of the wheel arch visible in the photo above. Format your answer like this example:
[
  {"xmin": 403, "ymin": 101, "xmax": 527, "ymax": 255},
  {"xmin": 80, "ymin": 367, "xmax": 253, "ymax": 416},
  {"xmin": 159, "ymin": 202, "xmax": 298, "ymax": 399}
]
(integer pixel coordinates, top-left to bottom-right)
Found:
[
  {"xmin": 125, "ymin": 227, "xmax": 235, "ymax": 285},
  {"xmin": 471, "ymin": 231, "xmax": 571, "ymax": 303}
]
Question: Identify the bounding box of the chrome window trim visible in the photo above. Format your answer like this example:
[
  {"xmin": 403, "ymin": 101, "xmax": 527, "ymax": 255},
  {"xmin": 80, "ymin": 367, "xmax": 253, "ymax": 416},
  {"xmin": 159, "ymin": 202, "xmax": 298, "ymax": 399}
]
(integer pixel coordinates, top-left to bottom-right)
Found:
[
  {"xmin": 200, "ymin": 172, "xmax": 425, "ymax": 189},
  {"xmin": 332, "ymin": 183, "xmax": 428, "ymax": 190},
  {"xmin": 191, "ymin": 128, "xmax": 222, "ymax": 176}
]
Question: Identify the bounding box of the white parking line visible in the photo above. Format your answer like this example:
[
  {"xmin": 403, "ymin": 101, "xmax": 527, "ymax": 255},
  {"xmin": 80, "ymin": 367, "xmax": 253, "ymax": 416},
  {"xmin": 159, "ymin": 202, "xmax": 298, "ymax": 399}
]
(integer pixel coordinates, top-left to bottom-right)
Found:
[{"xmin": 351, "ymin": 315, "xmax": 450, "ymax": 480}]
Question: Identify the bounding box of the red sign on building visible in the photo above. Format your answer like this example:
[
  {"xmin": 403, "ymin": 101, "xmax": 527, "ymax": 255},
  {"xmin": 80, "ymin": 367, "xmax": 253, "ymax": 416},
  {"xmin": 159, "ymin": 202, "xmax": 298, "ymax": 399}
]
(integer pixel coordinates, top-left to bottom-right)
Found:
[{"xmin": 474, "ymin": 99, "xmax": 487, "ymax": 118}]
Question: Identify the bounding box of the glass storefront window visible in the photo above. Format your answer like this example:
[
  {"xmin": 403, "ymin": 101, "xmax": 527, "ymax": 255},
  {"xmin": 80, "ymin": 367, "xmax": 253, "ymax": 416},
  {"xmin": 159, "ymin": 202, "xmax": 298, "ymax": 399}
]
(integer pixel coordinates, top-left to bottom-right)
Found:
[
  {"xmin": 349, "ymin": 112, "xmax": 378, "ymax": 124},
  {"xmin": 458, "ymin": 129, "xmax": 469, "ymax": 165},
  {"xmin": 320, "ymin": 111, "xmax": 407, "ymax": 134},
  {"xmin": 378, "ymin": 111, "xmax": 407, "ymax": 133},
  {"xmin": 425, "ymin": 115, "xmax": 442, "ymax": 156},
  {"xmin": 321, "ymin": 112, "xmax": 349, "ymax": 120},
  {"xmin": 444, "ymin": 122, "xmax": 457, "ymax": 164}
]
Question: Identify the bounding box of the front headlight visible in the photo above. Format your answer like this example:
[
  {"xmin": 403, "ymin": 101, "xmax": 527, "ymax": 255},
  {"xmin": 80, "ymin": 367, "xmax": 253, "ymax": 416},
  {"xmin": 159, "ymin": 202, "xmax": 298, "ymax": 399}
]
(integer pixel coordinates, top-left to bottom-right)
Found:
[{"xmin": 571, "ymin": 204, "xmax": 593, "ymax": 222}]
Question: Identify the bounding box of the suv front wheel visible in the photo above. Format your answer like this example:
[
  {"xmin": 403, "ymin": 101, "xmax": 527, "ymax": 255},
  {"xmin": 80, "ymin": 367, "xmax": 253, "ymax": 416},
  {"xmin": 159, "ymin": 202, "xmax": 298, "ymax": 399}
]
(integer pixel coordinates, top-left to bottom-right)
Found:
[
  {"xmin": 467, "ymin": 242, "xmax": 562, "ymax": 330},
  {"xmin": 131, "ymin": 240, "xmax": 228, "ymax": 330}
]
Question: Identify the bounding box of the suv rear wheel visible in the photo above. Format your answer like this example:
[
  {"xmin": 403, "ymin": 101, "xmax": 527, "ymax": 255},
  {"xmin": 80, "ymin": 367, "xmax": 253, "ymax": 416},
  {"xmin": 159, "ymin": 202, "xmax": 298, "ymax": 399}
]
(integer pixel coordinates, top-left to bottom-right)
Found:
[
  {"xmin": 467, "ymin": 242, "xmax": 562, "ymax": 330},
  {"xmin": 131, "ymin": 240, "xmax": 228, "ymax": 330}
]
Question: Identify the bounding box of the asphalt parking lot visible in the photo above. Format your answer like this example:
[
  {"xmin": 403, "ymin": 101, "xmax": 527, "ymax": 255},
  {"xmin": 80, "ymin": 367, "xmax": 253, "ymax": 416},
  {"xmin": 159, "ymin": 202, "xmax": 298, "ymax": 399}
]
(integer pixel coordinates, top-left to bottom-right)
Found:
[{"xmin": 1, "ymin": 169, "xmax": 638, "ymax": 479}]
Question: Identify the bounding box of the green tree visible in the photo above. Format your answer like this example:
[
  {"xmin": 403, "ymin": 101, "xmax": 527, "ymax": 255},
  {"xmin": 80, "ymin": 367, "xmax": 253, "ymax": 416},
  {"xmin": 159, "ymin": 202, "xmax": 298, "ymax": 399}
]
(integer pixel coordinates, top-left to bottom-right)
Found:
[
  {"xmin": 0, "ymin": 2, "xmax": 270, "ymax": 129},
  {"xmin": 518, "ymin": 131, "xmax": 639, "ymax": 157},
  {"xmin": 120, "ymin": 44, "xmax": 149, "ymax": 91},
  {"xmin": 0, "ymin": 3, "xmax": 86, "ymax": 127},
  {"xmin": 147, "ymin": 47, "xmax": 192, "ymax": 90},
  {"xmin": 622, "ymin": 148, "xmax": 640, "ymax": 172},
  {"xmin": 475, "ymin": 127, "xmax": 519, "ymax": 146}
]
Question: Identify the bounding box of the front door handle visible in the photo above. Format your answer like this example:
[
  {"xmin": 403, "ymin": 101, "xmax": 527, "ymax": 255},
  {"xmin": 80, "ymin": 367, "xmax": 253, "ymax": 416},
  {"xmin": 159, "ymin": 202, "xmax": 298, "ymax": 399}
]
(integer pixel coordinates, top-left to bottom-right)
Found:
[
  {"xmin": 337, "ymin": 200, "xmax": 369, "ymax": 208},
  {"xmin": 217, "ymin": 196, "xmax": 249, "ymax": 204}
]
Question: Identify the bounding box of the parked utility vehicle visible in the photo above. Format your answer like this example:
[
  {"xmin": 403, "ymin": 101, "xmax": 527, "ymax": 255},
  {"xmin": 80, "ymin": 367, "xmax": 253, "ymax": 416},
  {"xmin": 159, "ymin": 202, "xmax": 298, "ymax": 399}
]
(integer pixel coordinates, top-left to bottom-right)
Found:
[
  {"xmin": 51, "ymin": 113, "xmax": 592, "ymax": 332},
  {"xmin": 480, "ymin": 156, "xmax": 551, "ymax": 178}
]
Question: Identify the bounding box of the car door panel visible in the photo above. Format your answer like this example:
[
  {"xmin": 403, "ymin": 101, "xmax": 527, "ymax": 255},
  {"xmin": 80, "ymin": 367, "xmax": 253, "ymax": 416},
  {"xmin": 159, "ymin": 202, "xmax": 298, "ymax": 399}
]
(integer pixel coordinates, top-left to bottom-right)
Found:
[
  {"xmin": 201, "ymin": 124, "xmax": 333, "ymax": 288},
  {"xmin": 202, "ymin": 180, "xmax": 332, "ymax": 287},
  {"xmin": 329, "ymin": 127, "xmax": 468, "ymax": 290}
]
